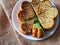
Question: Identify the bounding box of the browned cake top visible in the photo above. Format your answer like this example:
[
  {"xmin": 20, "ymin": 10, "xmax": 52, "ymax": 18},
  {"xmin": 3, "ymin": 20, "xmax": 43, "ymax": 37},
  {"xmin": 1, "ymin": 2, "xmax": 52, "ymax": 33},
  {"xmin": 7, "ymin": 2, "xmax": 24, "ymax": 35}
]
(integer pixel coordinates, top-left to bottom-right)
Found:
[{"xmin": 18, "ymin": 1, "xmax": 35, "ymax": 22}]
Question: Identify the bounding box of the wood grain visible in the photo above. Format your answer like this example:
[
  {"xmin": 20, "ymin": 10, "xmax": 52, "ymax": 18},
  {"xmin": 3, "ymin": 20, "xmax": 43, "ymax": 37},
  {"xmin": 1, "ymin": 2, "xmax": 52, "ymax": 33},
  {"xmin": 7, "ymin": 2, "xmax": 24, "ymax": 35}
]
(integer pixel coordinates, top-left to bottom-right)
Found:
[
  {"xmin": 1, "ymin": 0, "xmax": 60, "ymax": 45},
  {"xmin": 0, "ymin": 4, "xmax": 22, "ymax": 45}
]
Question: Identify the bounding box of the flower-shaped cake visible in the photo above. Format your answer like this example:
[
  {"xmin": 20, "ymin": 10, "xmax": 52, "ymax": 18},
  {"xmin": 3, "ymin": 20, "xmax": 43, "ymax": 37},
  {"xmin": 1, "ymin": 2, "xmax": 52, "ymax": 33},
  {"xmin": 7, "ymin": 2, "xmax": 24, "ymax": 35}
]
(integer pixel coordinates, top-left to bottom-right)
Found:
[{"xmin": 18, "ymin": 0, "xmax": 58, "ymax": 38}]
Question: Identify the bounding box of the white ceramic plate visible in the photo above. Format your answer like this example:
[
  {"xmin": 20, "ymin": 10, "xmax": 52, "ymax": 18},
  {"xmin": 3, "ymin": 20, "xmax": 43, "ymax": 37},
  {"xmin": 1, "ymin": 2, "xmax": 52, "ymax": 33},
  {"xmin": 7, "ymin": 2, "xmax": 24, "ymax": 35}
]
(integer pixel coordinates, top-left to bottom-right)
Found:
[{"xmin": 12, "ymin": 0, "xmax": 59, "ymax": 40}]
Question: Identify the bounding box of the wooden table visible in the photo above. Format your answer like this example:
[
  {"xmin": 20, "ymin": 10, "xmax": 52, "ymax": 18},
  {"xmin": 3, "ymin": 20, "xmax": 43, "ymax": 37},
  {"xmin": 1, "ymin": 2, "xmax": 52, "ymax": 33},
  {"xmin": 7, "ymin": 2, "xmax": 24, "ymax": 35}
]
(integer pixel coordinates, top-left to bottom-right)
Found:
[
  {"xmin": 0, "ymin": 0, "xmax": 60, "ymax": 45},
  {"xmin": 0, "ymin": 4, "xmax": 22, "ymax": 45}
]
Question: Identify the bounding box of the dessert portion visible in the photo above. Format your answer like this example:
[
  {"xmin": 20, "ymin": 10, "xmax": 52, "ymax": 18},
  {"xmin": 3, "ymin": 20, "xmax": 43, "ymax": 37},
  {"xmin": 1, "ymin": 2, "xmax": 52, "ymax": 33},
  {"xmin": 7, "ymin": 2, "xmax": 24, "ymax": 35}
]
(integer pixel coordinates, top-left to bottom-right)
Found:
[
  {"xmin": 31, "ymin": 0, "xmax": 52, "ymax": 15},
  {"xmin": 18, "ymin": 1, "xmax": 35, "ymax": 22},
  {"xmin": 31, "ymin": 0, "xmax": 58, "ymax": 29},
  {"xmin": 45, "ymin": 7, "xmax": 58, "ymax": 19},
  {"xmin": 18, "ymin": 0, "xmax": 58, "ymax": 38},
  {"xmin": 20, "ymin": 19, "xmax": 34, "ymax": 34},
  {"xmin": 37, "ymin": 13, "xmax": 54, "ymax": 29}
]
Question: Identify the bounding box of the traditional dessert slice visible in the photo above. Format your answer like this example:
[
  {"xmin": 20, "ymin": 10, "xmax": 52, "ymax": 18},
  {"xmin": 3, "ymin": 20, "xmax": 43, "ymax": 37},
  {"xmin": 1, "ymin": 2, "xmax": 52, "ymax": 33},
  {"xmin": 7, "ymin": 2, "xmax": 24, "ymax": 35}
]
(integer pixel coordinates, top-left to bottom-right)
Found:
[
  {"xmin": 31, "ymin": 0, "xmax": 52, "ymax": 15},
  {"xmin": 45, "ymin": 7, "xmax": 58, "ymax": 19},
  {"xmin": 20, "ymin": 19, "xmax": 34, "ymax": 34},
  {"xmin": 18, "ymin": 1, "xmax": 35, "ymax": 22},
  {"xmin": 32, "ymin": 20, "xmax": 44, "ymax": 38},
  {"xmin": 37, "ymin": 13, "xmax": 54, "ymax": 29}
]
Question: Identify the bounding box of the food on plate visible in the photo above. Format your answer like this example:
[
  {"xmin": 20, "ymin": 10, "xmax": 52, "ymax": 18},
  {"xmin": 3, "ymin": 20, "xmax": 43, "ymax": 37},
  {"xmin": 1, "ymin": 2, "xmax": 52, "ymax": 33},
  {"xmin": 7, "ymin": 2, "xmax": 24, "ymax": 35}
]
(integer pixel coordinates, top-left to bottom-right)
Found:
[
  {"xmin": 31, "ymin": 0, "xmax": 58, "ymax": 29},
  {"xmin": 20, "ymin": 20, "xmax": 34, "ymax": 34},
  {"xmin": 18, "ymin": 10, "xmax": 26, "ymax": 22},
  {"xmin": 31, "ymin": 0, "xmax": 40, "ymax": 5},
  {"xmin": 45, "ymin": 7, "xmax": 58, "ymax": 18},
  {"xmin": 20, "ymin": 23, "xmax": 28, "ymax": 34},
  {"xmin": 36, "ymin": 7, "xmax": 58, "ymax": 29},
  {"xmin": 18, "ymin": 0, "xmax": 58, "ymax": 38},
  {"xmin": 18, "ymin": 1, "xmax": 35, "ymax": 22},
  {"xmin": 37, "ymin": 28, "xmax": 44, "ymax": 38},
  {"xmin": 31, "ymin": 0, "xmax": 52, "ymax": 15},
  {"xmin": 37, "ymin": 13, "xmax": 54, "ymax": 29},
  {"xmin": 32, "ymin": 21, "xmax": 44, "ymax": 38}
]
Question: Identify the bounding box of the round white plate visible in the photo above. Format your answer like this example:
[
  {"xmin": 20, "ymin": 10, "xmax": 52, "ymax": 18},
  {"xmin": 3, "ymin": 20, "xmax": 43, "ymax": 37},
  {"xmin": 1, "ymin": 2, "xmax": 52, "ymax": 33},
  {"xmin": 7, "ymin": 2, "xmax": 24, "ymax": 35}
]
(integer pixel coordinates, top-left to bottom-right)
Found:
[{"xmin": 12, "ymin": 0, "xmax": 59, "ymax": 40}]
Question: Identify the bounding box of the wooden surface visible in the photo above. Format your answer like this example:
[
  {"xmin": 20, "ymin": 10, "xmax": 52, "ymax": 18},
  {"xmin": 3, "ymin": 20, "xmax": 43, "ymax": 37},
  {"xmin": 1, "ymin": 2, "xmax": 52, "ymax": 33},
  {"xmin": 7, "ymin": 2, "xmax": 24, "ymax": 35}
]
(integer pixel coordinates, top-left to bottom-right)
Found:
[
  {"xmin": 0, "ymin": 2, "xmax": 22, "ymax": 45},
  {"xmin": 0, "ymin": 0, "xmax": 60, "ymax": 45}
]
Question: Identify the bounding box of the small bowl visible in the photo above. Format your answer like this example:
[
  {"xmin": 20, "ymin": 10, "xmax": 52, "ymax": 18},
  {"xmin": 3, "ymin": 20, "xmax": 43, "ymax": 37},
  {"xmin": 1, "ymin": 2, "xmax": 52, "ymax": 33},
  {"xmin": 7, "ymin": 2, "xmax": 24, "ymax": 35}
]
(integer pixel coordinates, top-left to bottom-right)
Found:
[{"xmin": 12, "ymin": 0, "xmax": 59, "ymax": 40}]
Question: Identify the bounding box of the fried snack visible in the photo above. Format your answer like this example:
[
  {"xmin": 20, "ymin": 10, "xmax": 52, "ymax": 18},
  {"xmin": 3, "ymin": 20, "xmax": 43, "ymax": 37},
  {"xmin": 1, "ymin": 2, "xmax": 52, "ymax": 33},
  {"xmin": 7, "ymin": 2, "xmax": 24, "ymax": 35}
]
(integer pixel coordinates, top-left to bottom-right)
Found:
[
  {"xmin": 20, "ymin": 20, "xmax": 34, "ymax": 34},
  {"xmin": 18, "ymin": 1, "xmax": 35, "ymax": 22},
  {"xmin": 37, "ymin": 13, "xmax": 54, "ymax": 29},
  {"xmin": 45, "ymin": 7, "xmax": 58, "ymax": 19}
]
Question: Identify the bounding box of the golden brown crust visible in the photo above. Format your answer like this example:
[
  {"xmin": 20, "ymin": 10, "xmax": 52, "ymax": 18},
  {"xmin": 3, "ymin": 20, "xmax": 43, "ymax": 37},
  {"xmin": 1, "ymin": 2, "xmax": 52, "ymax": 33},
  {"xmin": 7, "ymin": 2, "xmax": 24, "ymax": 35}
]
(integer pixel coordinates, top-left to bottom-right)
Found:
[
  {"xmin": 21, "ymin": 1, "xmax": 35, "ymax": 18},
  {"xmin": 44, "ymin": 20, "xmax": 54, "ymax": 30},
  {"xmin": 31, "ymin": 0, "xmax": 40, "ymax": 5},
  {"xmin": 21, "ymin": 1, "xmax": 31, "ymax": 9},
  {"xmin": 31, "ymin": 0, "xmax": 52, "ymax": 15},
  {"xmin": 18, "ymin": 10, "xmax": 26, "ymax": 22},
  {"xmin": 38, "ymin": 13, "xmax": 54, "ymax": 29},
  {"xmin": 53, "ymin": 8, "xmax": 58, "ymax": 18},
  {"xmin": 31, "ymin": 0, "xmax": 55, "ymax": 29},
  {"xmin": 45, "ymin": 7, "xmax": 58, "ymax": 19},
  {"xmin": 20, "ymin": 20, "xmax": 34, "ymax": 34},
  {"xmin": 20, "ymin": 23, "xmax": 29, "ymax": 34},
  {"xmin": 39, "ymin": 1, "xmax": 52, "ymax": 14},
  {"xmin": 18, "ymin": 0, "xmax": 58, "ymax": 38},
  {"xmin": 18, "ymin": 1, "xmax": 35, "ymax": 22}
]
